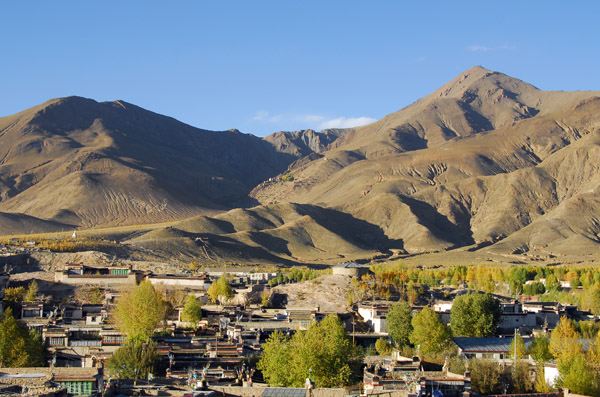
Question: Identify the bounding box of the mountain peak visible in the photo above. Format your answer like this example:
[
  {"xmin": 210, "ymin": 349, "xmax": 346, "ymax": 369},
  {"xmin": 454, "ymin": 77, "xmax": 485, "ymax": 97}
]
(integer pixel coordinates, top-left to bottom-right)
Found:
[{"xmin": 428, "ymin": 66, "xmax": 540, "ymax": 102}]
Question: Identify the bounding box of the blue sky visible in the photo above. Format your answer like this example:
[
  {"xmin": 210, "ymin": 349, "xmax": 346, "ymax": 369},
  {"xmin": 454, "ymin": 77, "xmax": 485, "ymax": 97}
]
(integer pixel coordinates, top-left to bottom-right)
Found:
[{"xmin": 1, "ymin": 1, "xmax": 598, "ymax": 136}]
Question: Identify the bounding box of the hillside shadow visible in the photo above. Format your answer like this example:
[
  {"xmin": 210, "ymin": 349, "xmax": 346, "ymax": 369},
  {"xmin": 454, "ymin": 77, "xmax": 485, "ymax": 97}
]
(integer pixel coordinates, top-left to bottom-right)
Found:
[
  {"xmin": 399, "ymin": 196, "xmax": 475, "ymax": 247},
  {"xmin": 196, "ymin": 233, "xmax": 299, "ymax": 266},
  {"xmin": 246, "ymin": 232, "xmax": 292, "ymax": 256},
  {"xmin": 0, "ymin": 253, "xmax": 42, "ymax": 274},
  {"xmin": 391, "ymin": 127, "xmax": 428, "ymax": 151},
  {"xmin": 296, "ymin": 205, "xmax": 405, "ymax": 253}
]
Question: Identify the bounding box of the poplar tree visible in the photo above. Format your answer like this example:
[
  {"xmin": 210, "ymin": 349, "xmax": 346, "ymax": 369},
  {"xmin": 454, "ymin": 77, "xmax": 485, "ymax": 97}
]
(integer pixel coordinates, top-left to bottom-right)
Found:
[
  {"xmin": 181, "ymin": 293, "xmax": 202, "ymax": 326},
  {"xmin": 386, "ymin": 301, "xmax": 413, "ymax": 348},
  {"xmin": 0, "ymin": 308, "xmax": 45, "ymax": 367},
  {"xmin": 258, "ymin": 314, "xmax": 363, "ymax": 387},
  {"xmin": 115, "ymin": 280, "xmax": 164, "ymax": 342},
  {"xmin": 409, "ymin": 307, "xmax": 452, "ymax": 355}
]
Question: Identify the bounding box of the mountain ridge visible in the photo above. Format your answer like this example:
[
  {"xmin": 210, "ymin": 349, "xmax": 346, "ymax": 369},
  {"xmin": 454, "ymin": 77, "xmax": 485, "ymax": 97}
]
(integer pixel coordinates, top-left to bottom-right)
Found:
[{"xmin": 2, "ymin": 67, "xmax": 600, "ymax": 266}]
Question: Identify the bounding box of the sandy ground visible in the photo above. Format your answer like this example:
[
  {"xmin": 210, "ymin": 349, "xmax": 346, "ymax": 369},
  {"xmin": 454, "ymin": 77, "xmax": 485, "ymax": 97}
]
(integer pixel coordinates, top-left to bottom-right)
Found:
[{"xmin": 272, "ymin": 274, "xmax": 352, "ymax": 313}]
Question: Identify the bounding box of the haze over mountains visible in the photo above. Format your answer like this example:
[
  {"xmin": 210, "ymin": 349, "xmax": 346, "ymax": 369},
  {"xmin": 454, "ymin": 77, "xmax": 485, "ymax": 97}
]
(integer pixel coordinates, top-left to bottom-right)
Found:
[{"xmin": 2, "ymin": 66, "xmax": 600, "ymax": 265}]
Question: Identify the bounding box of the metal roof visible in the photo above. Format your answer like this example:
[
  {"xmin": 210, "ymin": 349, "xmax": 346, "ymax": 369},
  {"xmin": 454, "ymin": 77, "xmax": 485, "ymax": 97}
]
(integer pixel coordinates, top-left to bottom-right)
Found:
[{"xmin": 453, "ymin": 337, "xmax": 534, "ymax": 353}]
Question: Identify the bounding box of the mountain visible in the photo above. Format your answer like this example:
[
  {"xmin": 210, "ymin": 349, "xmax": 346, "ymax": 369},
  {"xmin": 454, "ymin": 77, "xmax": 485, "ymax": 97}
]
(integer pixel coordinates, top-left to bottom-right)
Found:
[
  {"xmin": 263, "ymin": 128, "xmax": 350, "ymax": 158},
  {"xmin": 3, "ymin": 66, "xmax": 600, "ymax": 266},
  {"xmin": 0, "ymin": 97, "xmax": 305, "ymax": 229},
  {"xmin": 252, "ymin": 67, "xmax": 600, "ymax": 257}
]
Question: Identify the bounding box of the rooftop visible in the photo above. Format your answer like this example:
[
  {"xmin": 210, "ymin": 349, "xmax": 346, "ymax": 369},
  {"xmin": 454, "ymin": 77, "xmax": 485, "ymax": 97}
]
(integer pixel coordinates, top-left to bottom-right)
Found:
[
  {"xmin": 334, "ymin": 261, "xmax": 370, "ymax": 269},
  {"xmin": 453, "ymin": 337, "xmax": 534, "ymax": 353}
]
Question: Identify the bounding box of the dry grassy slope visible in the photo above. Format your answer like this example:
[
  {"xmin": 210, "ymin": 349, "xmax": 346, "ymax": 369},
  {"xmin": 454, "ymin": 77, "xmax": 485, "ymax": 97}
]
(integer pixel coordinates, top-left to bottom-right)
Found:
[
  {"xmin": 251, "ymin": 67, "xmax": 600, "ymax": 256},
  {"xmin": 0, "ymin": 96, "xmax": 301, "ymax": 229},
  {"xmin": 127, "ymin": 202, "xmax": 395, "ymax": 265}
]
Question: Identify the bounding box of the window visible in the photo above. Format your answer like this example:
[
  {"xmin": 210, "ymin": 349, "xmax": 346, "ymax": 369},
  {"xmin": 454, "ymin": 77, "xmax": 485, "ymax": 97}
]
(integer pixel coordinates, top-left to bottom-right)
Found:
[
  {"xmin": 23, "ymin": 309, "xmax": 40, "ymax": 317},
  {"xmin": 60, "ymin": 381, "xmax": 93, "ymax": 395},
  {"xmin": 102, "ymin": 335, "xmax": 126, "ymax": 345},
  {"xmin": 48, "ymin": 337, "xmax": 65, "ymax": 346}
]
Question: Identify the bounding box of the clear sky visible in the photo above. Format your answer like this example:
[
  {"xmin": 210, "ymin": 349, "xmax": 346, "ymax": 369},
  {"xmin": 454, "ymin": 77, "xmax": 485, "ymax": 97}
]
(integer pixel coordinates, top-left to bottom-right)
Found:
[{"xmin": 1, "ymin": 1, "xmax": 598, "ymax": 137}]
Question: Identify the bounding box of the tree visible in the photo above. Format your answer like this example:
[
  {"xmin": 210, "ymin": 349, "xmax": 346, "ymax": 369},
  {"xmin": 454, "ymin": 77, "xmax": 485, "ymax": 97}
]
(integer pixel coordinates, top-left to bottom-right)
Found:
[
  {"xmin": 24, "ymin": 280, "xmax": 39, "ymax": 303},
  {"xmin": 256, "ymin": 330, "xmax": 292, "ymax": 387},
  {"xmin": 534, "ymin": 365, "xmax": 552, "ymax": 393},
  {"xmin": 550, "ymin": 316, "xmax": 582, "ymax": 370},
  {"xmin": 386, "ymin": 301, "xmax": 413, "ymax": 348},
  {"xmin": 529, "ymin": 334, "xmax": 552, "ymax": 364},
  {"xmin": 409, "ymin": 307, "xmax": 452, "ymax": 355},
  {"xmin": 115, "ymin": 280, "xmax": 164, "ymax": 342},
  {"xmin": 450, "ymin": 293, "xmax": 501, "ymax": 337},
  {"xmin": 181, "ymin": 293, "xmax": 202, "ymax": 326},
  {"xmin": 188, "ymin": 261, "xmax": 200, "ymax": 273},
  {"xmin": 470, "ymin": 359, "xmax": 503, "ymax": 395},
  {"xmin": 261, "ymin": 290, "xmax": 271, "ymax": 308},
  {"xmin": 26, "ymin": 329, "xmax": 46, "ymax": 367},
  {"xmin": 510, "ymin": 361, "xmax": 534, "ymax": 394},
  {"xmin": 4, "ymin": 286, "xmax": 25, "ymax": 303},
  {"xmin": 509, "ymin": 332, "xmax": 527, "ymax": 361},
  {"xmin": 258, "ymin": 314, "xmax": 363, "ymax": 388},
  {"xmin": 560, "ymin": 354, "xmax": 599, "ymax": 396},
  {"xmin": 587, "ymin": 286, "xmax": 600, "ymax": 315},
  {"xmin": 0, "ymin": 308, "xmax": 45, "ymax": 367},
  {"xmin": 208, "ymin": 275, "xmax": 234, "ymax": 304},
  {"xmin": 106, "ymin": 340, "xmax": 157, "ymax": 384},
  {"xmin": 4, "ymin": 286, "xmax": 26, "ymax": 314},
  {"xmin": 375, "ymin": 338, "xmax": 393, "ymax": 355}
]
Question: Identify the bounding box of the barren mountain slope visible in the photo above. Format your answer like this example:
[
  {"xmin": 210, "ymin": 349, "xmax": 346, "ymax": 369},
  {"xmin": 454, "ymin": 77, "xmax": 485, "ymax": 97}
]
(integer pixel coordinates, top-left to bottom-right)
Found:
[
  {"xmin": 252, "ymin": 67, "xmax": 600, "ymax": 255},
  {"xmin": 0, "ymin": 97, "xmax": 299, "ymax": 229},
  {"xmin": 3, "ymin": 67, "xmax": 600, "ymax": 263}
]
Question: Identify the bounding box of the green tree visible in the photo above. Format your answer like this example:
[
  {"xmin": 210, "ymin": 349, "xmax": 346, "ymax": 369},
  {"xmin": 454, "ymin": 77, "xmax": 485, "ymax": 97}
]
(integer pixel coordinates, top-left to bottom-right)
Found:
[
  {"xmin": 587, "ymin": 286, "xmax": 600, "ymax": 315},
  {"xmin": 258, "ymin": 314, "xmax": 363, "ymax": 388},
  {"xmin": 115, "ymin": 280, "xmax": 164, "ymax": 342},
  {"xmin": 0, "ymin": 308, "xmax": 45, "ymax": 367},
  {"xmin": 509, "ymin": 332, "xmax": 527, "ymax": 361},
  {"xmin": 410, "ymin": 307, "xmax": 452, "ymax": 355},
  {"xmin": 26, "ymin": 329, "xmax": 46, "ymax": 367},
  {"xmin": 256, "ymin": 330, "xmax": 292, "ymax": 386},
  {"xmin": 386, "ymin": 301, "xmax": 413, "ymax": 348},
  {"xmin": 560, "ymin": 354, "xmax": 599, "ymax": 396},
  {"xmin": 375, "ymin": 338, "xmax": 393, "ymax": 355},
  {"xmin": 529, "ymin": 334, "xmax": 552, "ymax": 364},
  {"xmin": 24, "ymin": 280, "xmax": 39, "ymax": 303},
  {"xmin": 208, "ymin": 275, "xmax": 234, "ymax": 303},
  {"xmin": 106, "ymin": 340, "xmax": 157, "ymax": 383},
  {"xmin": 181, "ymin": 293, "xmax": 202, "ymax": 326},
  {"xmin": 450, "ymin": 293, "xmax": 501, "ymax": 337}
]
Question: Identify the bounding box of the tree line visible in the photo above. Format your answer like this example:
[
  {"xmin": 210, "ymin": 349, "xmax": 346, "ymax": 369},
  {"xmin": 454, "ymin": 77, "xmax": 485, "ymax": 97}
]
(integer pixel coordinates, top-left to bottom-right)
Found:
[{"xmin": 348, "ymin": 263, "xmax": 600, "ymax": 313}]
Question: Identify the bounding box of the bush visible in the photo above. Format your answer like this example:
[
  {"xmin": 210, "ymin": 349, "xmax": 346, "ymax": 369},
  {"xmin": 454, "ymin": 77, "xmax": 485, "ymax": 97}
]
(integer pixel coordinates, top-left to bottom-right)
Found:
[{"xmin": 281, "ymin": 173, "xmax": 294, "ymax": 182}]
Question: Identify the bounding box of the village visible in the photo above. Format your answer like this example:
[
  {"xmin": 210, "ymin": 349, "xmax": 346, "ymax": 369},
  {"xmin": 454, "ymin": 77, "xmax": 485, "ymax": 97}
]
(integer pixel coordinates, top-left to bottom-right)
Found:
[{"xmin": 0, "ymin": 240, "xmax": 599, "ymax": 397}]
